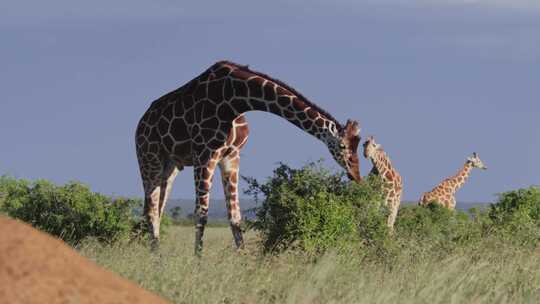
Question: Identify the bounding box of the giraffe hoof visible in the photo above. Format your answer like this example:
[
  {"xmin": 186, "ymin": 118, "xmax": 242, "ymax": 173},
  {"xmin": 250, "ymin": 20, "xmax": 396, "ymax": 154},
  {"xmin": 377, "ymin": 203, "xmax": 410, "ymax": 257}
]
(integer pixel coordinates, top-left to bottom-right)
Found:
[
  {"xmin": 235, "ymin": 241, "xmax": 245, "ymax": 251},
  {"xmin": 194, "ymin": 247, "xmax": 203, "ymax": 258},
  {"xmin": 150, "ymin": 239, "xmax": 160, "ymax": 252}
]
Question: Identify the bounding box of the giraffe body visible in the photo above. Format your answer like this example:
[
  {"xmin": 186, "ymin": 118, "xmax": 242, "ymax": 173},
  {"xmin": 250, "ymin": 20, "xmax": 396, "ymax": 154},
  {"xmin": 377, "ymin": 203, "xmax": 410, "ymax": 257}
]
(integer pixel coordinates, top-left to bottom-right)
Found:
[
  {"xmin": 419, "ymin": 153, "xmax": 487, "ymax": 210},
  {"xmin": 135, "ymin": 61, "xmax": 362, "ymax": 254},
  {"xmin": 363, "ymin": 136, "xmax": 402, "ymax": 229}
]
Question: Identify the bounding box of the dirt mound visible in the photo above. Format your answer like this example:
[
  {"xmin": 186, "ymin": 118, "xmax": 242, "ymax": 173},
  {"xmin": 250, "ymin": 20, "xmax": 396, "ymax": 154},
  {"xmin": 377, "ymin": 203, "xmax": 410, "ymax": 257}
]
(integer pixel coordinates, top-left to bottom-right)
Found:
[{"xmin": 0, "ymin": 216, "xmax": 170, "ymax": 304}]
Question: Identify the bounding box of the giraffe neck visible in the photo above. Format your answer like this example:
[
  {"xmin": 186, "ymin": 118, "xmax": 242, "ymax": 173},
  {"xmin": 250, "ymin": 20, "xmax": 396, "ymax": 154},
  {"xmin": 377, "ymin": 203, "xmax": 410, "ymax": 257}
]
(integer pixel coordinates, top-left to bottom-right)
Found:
[
  {"xmin": 370, "ymin": 149, "xmax": 392, "ymax": 175},
  {"xmin": 202, "ymin": 61, "xmax": 343, "ymax": 145},
  {"xmin": 448, "ymin": 162, "xmax": 473, "ymax": 192}
]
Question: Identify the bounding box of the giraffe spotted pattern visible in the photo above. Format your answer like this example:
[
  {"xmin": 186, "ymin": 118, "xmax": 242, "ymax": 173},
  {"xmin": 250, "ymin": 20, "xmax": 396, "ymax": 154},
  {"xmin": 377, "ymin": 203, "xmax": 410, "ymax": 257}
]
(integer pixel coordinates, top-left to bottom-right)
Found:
[
  {"xmin": 363, "ymin": 136, "xmax": 403, "ymax": 230},
  {"xmin": 419, "ymin": 152, "xmax": 487, "ymax": 210},
  {"xmin": 135, "ymin": 61, "xmax": 362, "ymax": 255}
]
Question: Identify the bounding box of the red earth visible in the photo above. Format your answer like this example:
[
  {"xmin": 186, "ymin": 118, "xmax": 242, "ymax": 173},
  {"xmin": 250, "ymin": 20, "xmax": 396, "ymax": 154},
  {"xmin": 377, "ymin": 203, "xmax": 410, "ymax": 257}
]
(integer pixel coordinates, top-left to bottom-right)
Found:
[{"xmin": 0, "ymin": 216, "xmax": 170, "ymax": 304}]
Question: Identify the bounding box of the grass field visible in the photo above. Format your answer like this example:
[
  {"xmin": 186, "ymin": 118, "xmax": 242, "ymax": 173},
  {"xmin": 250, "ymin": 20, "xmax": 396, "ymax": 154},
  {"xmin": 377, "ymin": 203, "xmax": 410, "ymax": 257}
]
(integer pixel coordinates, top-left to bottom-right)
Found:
[{"xmin": 79, "ymin": 226, "xmax": 540, "ymax": 304}]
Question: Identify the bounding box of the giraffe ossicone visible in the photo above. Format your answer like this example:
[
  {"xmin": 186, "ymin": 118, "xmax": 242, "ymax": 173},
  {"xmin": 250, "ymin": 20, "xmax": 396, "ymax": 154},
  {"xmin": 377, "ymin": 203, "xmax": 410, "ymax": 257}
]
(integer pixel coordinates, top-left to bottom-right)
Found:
[
  {"xmin": 135, "ymin": 60, "xmax": 362, "ymax": 255},
  {"xmin": 363, "ymin": 136, "xmax": 403, "ymax": 230},
  {"xmin": 419, "ymin": 152, "xmax": 487, "ymax": 210}
]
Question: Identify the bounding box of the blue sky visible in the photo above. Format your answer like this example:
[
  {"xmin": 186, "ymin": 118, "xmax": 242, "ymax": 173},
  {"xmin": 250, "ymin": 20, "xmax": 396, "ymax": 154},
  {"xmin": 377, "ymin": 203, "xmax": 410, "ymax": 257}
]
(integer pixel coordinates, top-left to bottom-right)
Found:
[{"xmin": 1, "ymin": 0, "xmax": 539, "ymax": 205}]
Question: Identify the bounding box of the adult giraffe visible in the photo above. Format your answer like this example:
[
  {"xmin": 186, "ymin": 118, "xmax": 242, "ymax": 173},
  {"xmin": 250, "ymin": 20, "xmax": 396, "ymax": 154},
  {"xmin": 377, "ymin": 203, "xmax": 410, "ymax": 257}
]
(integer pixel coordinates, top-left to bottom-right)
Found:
[{"xmin": 135, "ymin": 61, "xmax": 362, "ymax": 255}]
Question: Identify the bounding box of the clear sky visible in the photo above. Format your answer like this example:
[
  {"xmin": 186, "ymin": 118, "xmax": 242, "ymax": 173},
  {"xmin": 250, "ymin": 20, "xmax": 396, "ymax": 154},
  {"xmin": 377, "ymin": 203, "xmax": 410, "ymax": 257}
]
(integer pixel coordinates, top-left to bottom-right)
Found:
[{"xmin": 1, "ymin": 0, "xmax": 539, "ymax": 204}]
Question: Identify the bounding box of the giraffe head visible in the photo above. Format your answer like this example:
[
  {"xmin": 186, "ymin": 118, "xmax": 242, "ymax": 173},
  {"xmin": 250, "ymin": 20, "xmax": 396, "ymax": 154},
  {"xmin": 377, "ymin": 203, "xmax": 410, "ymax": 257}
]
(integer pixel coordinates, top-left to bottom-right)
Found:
[
  {"xmin": 329, "ymin": 120, "xmax": 362, "ymax": 183},
  {"xmin": 362, "ymin": 136, "xmax": 381, "ymax": 159},
  {"xmin": 467, "ymin": 152, "xmax": 487, "ymax": 170}
]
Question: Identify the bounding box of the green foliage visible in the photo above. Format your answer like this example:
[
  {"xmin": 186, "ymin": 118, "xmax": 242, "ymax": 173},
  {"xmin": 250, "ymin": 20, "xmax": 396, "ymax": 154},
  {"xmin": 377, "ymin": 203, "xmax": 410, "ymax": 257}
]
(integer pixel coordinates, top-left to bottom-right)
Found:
[
  {"xmin": 244, "ymin": 162, "xmax": 388, "ymax": 254},
  {"xmin": 386, "ymin": 203, "xmax": 486, "ymax": 263},
  {"xmin": 393, "ymin": 187, "xmax": 540, "ymax": 252},
  {"xmin": 0, "ymin": 175, "xmax": 141, "ymax": 245},
  {"xmin": 244, "ymin": 161, "xmax": 540, "ymax": 257},
  {"xmin": 395, "ymin": 203, "xmax": 481, "ymax": 244},
  {"xmin": 489, "ymin": 186, "xmax": 540, "ymax": 224},
  {"xmin": 0, "ymin": 175, "xmax": 31, "ymax": 212},
  {"xmin": 170, "ymin": 206, "xmax": 183, "ymax": 222},
  {"xmin": 487, "ymin": 186, "xmax": 540, "ymax": 246},
  {"xmin": 3, "ymin": 164, "xmax": 540, "ymax": 260}
]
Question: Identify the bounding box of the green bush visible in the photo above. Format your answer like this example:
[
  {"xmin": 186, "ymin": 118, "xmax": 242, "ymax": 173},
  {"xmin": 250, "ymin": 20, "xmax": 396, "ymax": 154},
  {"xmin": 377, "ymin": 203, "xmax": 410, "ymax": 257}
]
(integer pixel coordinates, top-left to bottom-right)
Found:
[
  {"xmin": 0, "ymin": 175, "xmax": 30, "ymax": 212},
  {"xmin": 242, "ymin": 161, "xmax": 540, "ymax": 258},
  {"xmin": 0, "ymin": 175, "xmax": 141, "ymax": 245},
  {"xmin": 487, "ymin": 186, "xmax": 540, "ymax": 246},
  {"xmin": 243, "ymin": 162, "xmax": 388, "ymax": 254},
  {"xmin": 394, "ymin": 203, "xmax": 483, "ymax": 248},
  {"xmin": 489, "ymin": 186, "xmax": 540, "ymax": 224},
  {"xmin": 393, "ymin": 187, "xmax": 540, "ymax": 251}
]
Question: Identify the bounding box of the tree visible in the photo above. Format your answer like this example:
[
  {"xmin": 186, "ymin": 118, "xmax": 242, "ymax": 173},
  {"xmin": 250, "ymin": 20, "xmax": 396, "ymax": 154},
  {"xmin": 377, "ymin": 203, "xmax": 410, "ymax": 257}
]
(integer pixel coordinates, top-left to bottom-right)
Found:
[{"xmin": 170, "ymin": 206, "xmax": 183, "ymax": 222}]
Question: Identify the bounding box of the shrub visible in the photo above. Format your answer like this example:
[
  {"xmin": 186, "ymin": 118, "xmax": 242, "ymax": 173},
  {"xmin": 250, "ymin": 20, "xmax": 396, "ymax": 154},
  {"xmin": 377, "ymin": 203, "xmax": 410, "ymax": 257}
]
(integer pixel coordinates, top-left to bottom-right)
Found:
[
  {"xmin": 487, "ymin": 186, "xmax": 540, "ymax": 246},
  {"xmin": 393, "ymin": 187, "xmax": 540, "ymax": 251},
  {"xmin": 394, "ymin": 203, "xmax": 483, "ymax": 248},
  {"xmin": 243, "ymin": 160, "xmax": 540, "ymax": 256},
  {"xmin": 489, "ymin": 186, "xmax": 540, "ymax": 225},
  {"xmin": 243, "ymin": 162, "xmax": 387, "ymax": 254},
  {"xmin": 0, "ymin": 175, "xmax": 141, "ymax": 245},
  {"xmin": 170, "ymin": 206, "xmax": 183, "ymax": 222},
  {"xmin": 0, "ymin": 175, "xmax": 31, "ymax": 212}
]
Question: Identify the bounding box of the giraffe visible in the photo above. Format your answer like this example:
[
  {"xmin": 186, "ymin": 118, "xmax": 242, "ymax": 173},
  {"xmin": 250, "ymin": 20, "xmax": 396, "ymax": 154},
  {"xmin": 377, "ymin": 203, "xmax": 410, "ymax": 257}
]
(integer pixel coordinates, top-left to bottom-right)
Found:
[
  {"xmin": 363, "ymin": 136, "xmax": 403, "ymax": 230},
  {"xmin": 135, "ymin": 60, "xmax": 362, "ymax": 255},
  {"xmin": 419, "ymin": 152, "xmax": 487, "ymax": 210}
]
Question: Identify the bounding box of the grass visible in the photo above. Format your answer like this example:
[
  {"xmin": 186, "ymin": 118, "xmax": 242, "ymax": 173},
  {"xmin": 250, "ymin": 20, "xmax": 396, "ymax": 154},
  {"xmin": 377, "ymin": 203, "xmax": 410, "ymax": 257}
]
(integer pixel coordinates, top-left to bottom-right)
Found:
[{"xmin": 78, "ymin": 226, "xmax": 540, "ymax": 304}]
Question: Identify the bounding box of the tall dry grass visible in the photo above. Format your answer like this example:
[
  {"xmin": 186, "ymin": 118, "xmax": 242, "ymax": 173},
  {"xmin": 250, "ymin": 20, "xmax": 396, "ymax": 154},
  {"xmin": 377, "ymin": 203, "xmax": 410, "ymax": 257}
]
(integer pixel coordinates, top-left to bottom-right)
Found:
[{"xmin": 78, "ymin": 226, "xmax": 540, "ymax": 304}]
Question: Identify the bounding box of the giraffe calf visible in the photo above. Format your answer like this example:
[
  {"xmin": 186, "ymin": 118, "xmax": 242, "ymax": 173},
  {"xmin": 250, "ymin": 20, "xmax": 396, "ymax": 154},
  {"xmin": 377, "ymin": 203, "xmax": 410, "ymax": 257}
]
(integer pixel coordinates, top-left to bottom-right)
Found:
[
  {"xmin": 419, "ymin": 152, "xmax": 487, "ymax": 210},
  {"xmin": 363, "ymin": 136, "xmax": 403, "ymax": 230}
]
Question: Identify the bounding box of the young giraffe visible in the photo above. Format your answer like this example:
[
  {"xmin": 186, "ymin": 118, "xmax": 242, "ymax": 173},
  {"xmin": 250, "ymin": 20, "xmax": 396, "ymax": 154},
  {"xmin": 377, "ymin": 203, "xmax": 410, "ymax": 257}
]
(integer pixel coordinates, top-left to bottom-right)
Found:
[
  {"xmin": 135, "ymin": 60, "xmax": 362, "ymax": 255},
  {"xmin": 363, "ymin": 136, "xmax": 403, "ymax": 230},
  {"xmin": 419, "ymin": 152, "xmax": 487, "ymax": 210}
]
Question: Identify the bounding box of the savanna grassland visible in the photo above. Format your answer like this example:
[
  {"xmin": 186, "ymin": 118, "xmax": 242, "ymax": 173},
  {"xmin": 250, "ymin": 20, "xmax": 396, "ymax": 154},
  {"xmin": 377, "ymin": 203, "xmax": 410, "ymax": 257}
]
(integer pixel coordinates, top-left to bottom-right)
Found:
[
  {"xmin": 3, "ymin": 163, "xmax": 540, "ymax": 304},
  {"xmin": 78, "ymin": 225, "xmax": 540, "ymax": 304}
]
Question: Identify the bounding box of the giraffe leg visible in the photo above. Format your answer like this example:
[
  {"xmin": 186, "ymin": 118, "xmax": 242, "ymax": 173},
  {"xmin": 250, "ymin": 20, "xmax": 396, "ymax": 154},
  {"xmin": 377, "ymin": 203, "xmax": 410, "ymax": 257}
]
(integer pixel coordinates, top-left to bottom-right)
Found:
[
  {"xmin": 144, "ymin": 185, "xmax": 161, "ymax": 248},
  {"xmin": 193, "ymin": 159, "xmax": 219, "ymax": 256},
  {"xmin": 138, "ymin": 154, "xmax": 164, "ymax": 247},
  {"xmin": 219, "ymin": 152, "xmax": 244, "ymax": 249},
  {"xmin": 146, "ymin": 160, "xmax": 180, "ymax": 250},
  {"xmin": 158, "ymin": 160, "xmax": 181, "ymax": 219},
  {"xmin": 384, "ymin": 197, "xmax": 394, "ymax": 232},
  {"xmin": 386, "ymin": 197, "xmax": 400, "ymax": 231}
]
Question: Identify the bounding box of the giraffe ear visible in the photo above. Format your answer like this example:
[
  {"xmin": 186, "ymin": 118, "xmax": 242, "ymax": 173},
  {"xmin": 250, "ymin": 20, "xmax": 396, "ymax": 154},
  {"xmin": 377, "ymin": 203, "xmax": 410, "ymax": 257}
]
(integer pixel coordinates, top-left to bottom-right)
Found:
[
  {"xmin": 468, "ymin": 152, "xmax": 478, "ymax": 162},
  {"xmin": 344, "ymin": 120, "xmax": 360, "ymax": 137}
]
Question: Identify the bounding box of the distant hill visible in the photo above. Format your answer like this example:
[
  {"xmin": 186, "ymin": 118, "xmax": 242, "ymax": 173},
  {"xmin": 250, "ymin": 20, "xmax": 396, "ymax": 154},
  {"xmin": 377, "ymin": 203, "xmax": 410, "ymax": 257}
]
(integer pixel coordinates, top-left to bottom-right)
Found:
[
  {"xmin": 164, "ymin": 198, "xmax": 258, "ymax": 219},
  {"xmin": 401, "ymin": 200, "xmax": 491, "ymax": 212},
  {"xmin": 164, "ymin": 199, "xmax": 492, "ymax": 220},
  {"xmin": 456, "ymin": 201, "xmax": 492, "ymax": 212}
]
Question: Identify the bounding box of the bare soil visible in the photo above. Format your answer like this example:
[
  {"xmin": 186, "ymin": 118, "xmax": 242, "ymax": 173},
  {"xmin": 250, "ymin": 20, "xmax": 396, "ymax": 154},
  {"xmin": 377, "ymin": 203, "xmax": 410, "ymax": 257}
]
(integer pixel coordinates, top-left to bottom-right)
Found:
[{"xmin": 0, "ymin": 216, "xmax": 170, "ymax": 304}]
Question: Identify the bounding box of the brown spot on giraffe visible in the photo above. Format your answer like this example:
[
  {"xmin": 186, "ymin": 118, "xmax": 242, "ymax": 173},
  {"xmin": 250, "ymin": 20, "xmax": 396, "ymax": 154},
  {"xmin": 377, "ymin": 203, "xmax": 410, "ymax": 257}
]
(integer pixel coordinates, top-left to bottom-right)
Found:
[{"xmin": 135, "ymin": 61, "xmax": 363, "ymax": 255}]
